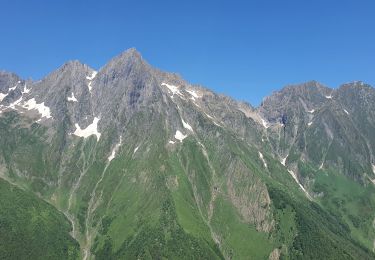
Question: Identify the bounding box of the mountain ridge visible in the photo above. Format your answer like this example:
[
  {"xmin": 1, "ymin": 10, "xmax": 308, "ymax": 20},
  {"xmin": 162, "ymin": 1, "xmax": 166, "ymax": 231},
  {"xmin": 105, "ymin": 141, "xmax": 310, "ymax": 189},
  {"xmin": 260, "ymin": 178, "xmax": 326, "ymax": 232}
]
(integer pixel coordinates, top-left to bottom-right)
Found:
[{"xmin": 0, "ymin": 48, "xmax": 375, "ymax": 259}]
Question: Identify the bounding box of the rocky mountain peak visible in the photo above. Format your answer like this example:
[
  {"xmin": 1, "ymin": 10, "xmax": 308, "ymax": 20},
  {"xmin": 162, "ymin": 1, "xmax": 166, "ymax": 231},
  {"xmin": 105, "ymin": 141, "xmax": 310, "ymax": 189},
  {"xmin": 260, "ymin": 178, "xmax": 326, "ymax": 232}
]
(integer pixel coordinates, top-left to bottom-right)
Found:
[{"xmin": 100, "ymin": 48, "xmax": 149, "ymax": 77}]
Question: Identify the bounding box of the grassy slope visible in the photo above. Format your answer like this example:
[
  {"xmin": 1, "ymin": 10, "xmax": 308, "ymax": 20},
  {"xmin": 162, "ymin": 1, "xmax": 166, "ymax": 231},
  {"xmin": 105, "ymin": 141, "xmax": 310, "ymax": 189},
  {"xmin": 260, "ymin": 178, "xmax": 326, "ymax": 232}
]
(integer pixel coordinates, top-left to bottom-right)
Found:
[
  {"xmin": 313, "ymin": 168, "xmax": 375, "ymax": 250},
  {"xmin": 0, "ymin": 178, "xmax": 80, "ymax": 260}
]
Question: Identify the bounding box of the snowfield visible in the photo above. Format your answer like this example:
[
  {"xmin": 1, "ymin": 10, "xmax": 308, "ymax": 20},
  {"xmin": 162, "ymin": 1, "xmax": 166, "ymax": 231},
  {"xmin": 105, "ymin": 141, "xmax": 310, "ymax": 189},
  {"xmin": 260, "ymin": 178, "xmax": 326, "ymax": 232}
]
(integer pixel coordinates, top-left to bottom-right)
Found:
[{"xmin": 73, "ymin": 117, "xmax": 101, "ymax": 140}]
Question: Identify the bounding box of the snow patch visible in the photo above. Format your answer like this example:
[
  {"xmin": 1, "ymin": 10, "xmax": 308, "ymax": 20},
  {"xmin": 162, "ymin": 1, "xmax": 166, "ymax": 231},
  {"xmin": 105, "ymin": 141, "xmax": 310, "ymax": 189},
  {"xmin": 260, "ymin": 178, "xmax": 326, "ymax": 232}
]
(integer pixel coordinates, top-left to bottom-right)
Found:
[
  {"xmin": 186, "ymin": 89, "xmax": 201, "ymax": 100},
  {"xmin": 88, "ymin": 82, "xmax": 93, "ymax": 92},
  {"xmin": 186, "ymin": 89, "xmax": 199, "ymax": 98},
  {"xmin": 281, "ymin": 156, "xmax": 287, "ymax": 166},
  {"xmin": 204, "ymin": 112, "xmax": 213, "ymax": 119},
  {"xmin": 86, "ymin": 71, "xmax": 97, "ymax": 80},
  {"xmin": 259, "ymin": 152, "xmax": 268, "ymax": 169},
  {"xmin": 168, "ymin": 140, "xmax": 175, "ymax": 144},
  {"xmin": 108, "ymin": 137, "xmax": 122, "ymax": 161},
  {"xmin": 86, "ymin": 71, "xmax": 97, "ymax": 92},
  {"xmin": 161, "ymin": 83, "xmax": 185, "ymax": 98},
  {"xmin": 372, "ymin": 164, "xmax": 375, "ymax": 175},
  {"xmin": 0, "ymin": 93, "xmax": 7, "ymax": 102},
  {"xmin": 181, "ymin": 118, "xmax": 193, "ymax": 132},
  {"xmin": 213, "ymin": 121, "xmax": 221, "ymax": 127},
  {"xmin": 67, "ymin": 93, "xmax": 78, "ymax": 102},
  {"xmin": 319, "ymin": 162, "xmax": 324, "ymax": 170},
  {"xmin": 325, "ymin": 95, "xmax": 332, "ymax": 99},
  {"xmin": 343, "ymin": 109, "xmax": 349, "ymax": 115},
  {"xmin": 133, "ymin": 146, "xmax": 139, "ymax": 154},
  {"xmin": 174, "ymin": 130, "xmax": 187, "ymax": 142},
  {"xmin": 9, "ymin": 85, "xmax": 17, "ymax": 91},
  {"xmin": 73, "ymin": 117, "xmax": 101, "ymax": 140},
  {"xmin": 308, "ymin": 122, "xmax": 313, "ymax": 126},
  {"xmin": 308, "ymin": 109, "xmax": 315, "ymax": 113},
  {"xmin": 261, "ymin": 118, "xmax": 269, "ymax": 129},
  {"xmin": 21, "ymin": 84, "xmax": 31, "ymax": 94},
  {"xmin": 23, "ymin": 98, "xmax": 52, "ymax": 119}
]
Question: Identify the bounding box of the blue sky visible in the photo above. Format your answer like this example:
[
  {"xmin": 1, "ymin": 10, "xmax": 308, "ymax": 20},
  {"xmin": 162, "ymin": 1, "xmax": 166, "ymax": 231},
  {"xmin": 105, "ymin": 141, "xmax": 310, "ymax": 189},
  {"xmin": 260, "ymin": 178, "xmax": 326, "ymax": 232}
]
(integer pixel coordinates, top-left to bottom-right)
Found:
[{"xmin": 1, "ymin": 0, "xmax": 374, "ymax": 106}]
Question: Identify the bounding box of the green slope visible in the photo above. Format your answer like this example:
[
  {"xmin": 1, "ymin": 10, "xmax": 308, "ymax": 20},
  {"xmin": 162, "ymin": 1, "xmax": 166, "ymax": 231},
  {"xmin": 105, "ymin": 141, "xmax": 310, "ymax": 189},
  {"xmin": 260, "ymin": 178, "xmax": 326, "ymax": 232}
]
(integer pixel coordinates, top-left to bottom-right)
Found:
[{"xmin": 0, "ymin": 178, "xmax": 80, "ymax": 260}]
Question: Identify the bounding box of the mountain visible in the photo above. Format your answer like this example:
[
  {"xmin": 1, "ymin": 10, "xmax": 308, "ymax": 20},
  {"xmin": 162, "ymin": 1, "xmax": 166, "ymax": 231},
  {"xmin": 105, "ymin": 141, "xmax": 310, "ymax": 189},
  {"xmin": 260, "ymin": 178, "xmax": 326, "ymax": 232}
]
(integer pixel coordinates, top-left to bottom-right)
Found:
[{"xmin": 0, "ymin": 48, "xmax": 375, "ymax": 259}]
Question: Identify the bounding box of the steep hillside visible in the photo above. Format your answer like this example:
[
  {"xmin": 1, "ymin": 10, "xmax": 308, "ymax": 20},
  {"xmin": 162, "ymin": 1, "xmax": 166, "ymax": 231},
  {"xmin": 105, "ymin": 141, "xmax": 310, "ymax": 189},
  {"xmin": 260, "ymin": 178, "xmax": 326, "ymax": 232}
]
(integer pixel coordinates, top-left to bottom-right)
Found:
[{"xmin": 0, "ymin": 178, "xmax": 79, "ymax": 259}]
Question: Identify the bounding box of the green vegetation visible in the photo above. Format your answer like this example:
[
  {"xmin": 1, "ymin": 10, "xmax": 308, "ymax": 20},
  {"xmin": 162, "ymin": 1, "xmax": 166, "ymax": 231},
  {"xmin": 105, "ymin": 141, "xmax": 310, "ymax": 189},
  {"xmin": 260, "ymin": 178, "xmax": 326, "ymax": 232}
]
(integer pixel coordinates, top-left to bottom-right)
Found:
[
  {"xmin": 0, "ymin": 179, "xmax": 79, "ymax": 260},
  {"xmin": 313, "ymin": 169, "xmax": 375, "ymax": 250},
  {"xmin": 268, "ymin": 185, "xmax": 374, "ymax": 259}
]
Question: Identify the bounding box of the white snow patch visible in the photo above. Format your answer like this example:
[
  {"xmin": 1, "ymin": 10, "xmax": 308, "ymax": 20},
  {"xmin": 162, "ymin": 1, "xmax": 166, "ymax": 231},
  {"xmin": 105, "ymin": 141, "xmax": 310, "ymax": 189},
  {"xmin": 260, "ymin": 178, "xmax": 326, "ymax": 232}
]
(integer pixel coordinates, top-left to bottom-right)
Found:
[
  {"xmin": 308, "ymin": 122, "xmax": 313, "ymax": 126},
  {"xmin": 281, "ymin": 156, "xmax": 287, "ymax": 166},
  {"xmin": 0, "ymin": 93, "xmax": 7, "ymax": 102},
  {"xmin": 308, "ymin": 109, "xmax": 315, "ymax": 113},
  {"xmin": 133, "ymin": 146, "xmax": 139, "ymax": 154},
  {"xmin": 108, "ymin": 137, "xmax": 122, "ymax": 161},
  {"xmin": 168, "ymin": 140, "xmax": 175, "ymax": 144},
  {"xmin": 213, "ymin": 121, "xmax": 221, "ymax": 127},
  {"xmin": 343, "ymin": 109, "xmax": 349, "ymax": 115},
  {"xmin": 86, "ymin": 71, "xmax": 97, "ymax": 92},
  {"xmin": 181, "ymin": 118, "xmax": 193, "ymax": 132},
  {"xmin": 186, "ymin": 89, "xmax": 200, "ymax": 100},
  {"xmin": 261, "ymin": 118, "xmax": 269, "ymax": 129},
  {"xmin": 23, "ymin": 98, "xmax": 52, "ymax": 119},
  {"xmin": 86, "ymin": 71, "xmax": 97, "ymax": 80},
  {"xmin": 67, "ymin": 93, "xmax": 78, "ymax": 102},
  {"xmin": 73, "ymin": 117, "xmax": 101, "ymax": 140},
  {"xmin": 204, "ymin": 112, "xmax": 213, "ymax": 119},
  {"xmin": 9, "ymin": 85, "xmax": 17, "ymax": 91},
  {"xmin": 21, "ymin": 84, "xmax": 31, "ymax": 94},
  {"xmin": 186, "ymin": 89, "xmax": 199, "ymax": 98},
  {"xmin": 319, "ymin": 162, "xmax": 324, "ymax": 170},
  {"xmin": 88, "ymin": 82, "xmax": 93, "ymax": 92},
  {"xmin": 259, "ymin": 152, "xmax": 268, "ymax": 169},
  {"xmin": 161, "ymin": 83, "xmax": 184, "ymax": 97},
  {"xmin": 174, "ymin": 130, "xmax": 187, "ymax": 142},
  {"xmin": 325, "ymin": 95, "xmax": 332, "ymax": 99},
  {"xmin": 372, "ymin": 164, "xmax": 375, "ymax": 175}
]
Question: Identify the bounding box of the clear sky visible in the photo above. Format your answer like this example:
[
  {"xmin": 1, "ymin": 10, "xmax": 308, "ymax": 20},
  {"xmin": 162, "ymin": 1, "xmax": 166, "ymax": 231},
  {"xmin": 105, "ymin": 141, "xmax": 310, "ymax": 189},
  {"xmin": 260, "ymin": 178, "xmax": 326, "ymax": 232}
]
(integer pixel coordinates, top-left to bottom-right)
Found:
[{"xmin": 1, "ymin": 0, "xmax": 374, "ymax": 106}]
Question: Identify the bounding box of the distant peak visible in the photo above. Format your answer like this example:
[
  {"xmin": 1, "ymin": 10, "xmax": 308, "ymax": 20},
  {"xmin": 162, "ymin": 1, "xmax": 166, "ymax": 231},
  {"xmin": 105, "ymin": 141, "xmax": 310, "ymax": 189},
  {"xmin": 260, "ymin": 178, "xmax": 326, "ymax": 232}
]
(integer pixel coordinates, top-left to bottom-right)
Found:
[
  {"xmin": 125, "ymin": 47, "xmax": 141, "ymax": 56},
  {"xmin": 113, "ymin": 48, "xmax": 143, "ymax": 62}
]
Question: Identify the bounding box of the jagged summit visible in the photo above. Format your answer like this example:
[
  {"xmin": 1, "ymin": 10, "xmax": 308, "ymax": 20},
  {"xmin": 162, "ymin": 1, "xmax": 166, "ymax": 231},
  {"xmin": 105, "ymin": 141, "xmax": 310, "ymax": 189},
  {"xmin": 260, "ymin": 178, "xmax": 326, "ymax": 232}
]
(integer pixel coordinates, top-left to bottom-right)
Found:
[
  {"xmin": 102, "ymin": 48, "xmax": 145, "ymax": 69},
  {"xmin": 58, "ymin": 60, "xmax": 94, "ymax": 73}
]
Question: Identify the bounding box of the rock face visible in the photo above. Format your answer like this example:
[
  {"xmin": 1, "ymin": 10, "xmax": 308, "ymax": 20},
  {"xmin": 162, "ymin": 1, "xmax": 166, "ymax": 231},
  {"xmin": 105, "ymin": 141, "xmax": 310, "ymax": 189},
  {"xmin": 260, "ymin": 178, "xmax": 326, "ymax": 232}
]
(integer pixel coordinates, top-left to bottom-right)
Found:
[
  {"xmin": 0, "ymin": 49, "xmax": 375, "ymax": 259},
  {"xmin": 259, "ymin": 80, "xmax": 375, "ymax": 185}
]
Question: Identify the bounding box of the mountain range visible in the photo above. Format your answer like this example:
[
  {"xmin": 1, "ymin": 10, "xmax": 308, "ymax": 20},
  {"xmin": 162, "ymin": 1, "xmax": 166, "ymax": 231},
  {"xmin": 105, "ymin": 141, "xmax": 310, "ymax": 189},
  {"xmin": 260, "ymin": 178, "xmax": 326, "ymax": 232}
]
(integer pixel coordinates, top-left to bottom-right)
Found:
[{"xmin": 1, "ymin": 48, "xmax": 375, "ymax": 259}]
